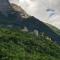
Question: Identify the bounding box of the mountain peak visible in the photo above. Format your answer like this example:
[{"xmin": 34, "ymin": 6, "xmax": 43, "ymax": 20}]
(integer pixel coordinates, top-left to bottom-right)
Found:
[
  {"xmin": 10, "ymin": 3, "xmax": 29, "ymax": 18},
  {"xmin": 0, "ymin": 0, "xmax": 29, "ymax": 18}
]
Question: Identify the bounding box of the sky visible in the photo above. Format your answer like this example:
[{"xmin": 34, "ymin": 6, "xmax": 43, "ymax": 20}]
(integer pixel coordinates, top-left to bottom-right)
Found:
[{"xmin": 9, "ymin": 0, "xmax": 60, "ymax": 29}]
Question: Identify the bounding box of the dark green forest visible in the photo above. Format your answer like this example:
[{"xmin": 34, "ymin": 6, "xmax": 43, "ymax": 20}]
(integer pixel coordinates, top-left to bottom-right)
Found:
[{"xmin": 0, "ymin": 28, "xmax": 60, "ymax": 60}]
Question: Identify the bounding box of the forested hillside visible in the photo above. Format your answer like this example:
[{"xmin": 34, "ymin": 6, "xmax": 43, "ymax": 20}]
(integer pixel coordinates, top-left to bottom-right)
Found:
[{"xmin": 0, "ymin": 28, "xmax": 60, "ymax": 60}]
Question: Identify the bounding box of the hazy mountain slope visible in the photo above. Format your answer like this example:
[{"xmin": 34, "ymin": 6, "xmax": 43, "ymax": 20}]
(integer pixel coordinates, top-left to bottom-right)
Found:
[
  {"xmin": 46, "ymin": 23, "xmax": 60, "ymax": 35},
  {"xmin": 0, "ymin": 28, "xmax": 60, "ymax": 60},
  {"xmin": 0, "ymin": 3, "xmax": 60, "ymax": 44},
  {"xmin": 23, "ymin": 16, "xmax": 60, "ymax": 43},
  {"xmin": 10, "ymin": 4, "xmax": 60, "ymax": 43}
]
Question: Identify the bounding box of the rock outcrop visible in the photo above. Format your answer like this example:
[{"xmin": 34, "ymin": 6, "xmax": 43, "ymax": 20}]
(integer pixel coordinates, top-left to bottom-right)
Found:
[{"xmin": 0, "ymin": 0, "xmax": 10, "ymax": 16}]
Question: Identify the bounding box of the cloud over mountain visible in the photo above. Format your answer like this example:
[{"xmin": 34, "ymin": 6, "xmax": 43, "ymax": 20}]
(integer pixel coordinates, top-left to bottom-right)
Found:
[{"xmin": 9, "ymin": 0, "xmax": 60, "ymax": 29}]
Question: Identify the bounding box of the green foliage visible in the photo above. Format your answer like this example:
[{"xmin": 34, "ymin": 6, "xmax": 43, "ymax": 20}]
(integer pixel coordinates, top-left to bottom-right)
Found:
[{"xmin": 0, "ymin": 28, "xmax": 60, "ymax": 60}]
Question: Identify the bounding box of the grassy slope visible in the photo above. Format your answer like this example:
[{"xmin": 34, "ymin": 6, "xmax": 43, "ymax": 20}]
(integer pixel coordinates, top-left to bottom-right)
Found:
[{"xmin": 0, "ymin": 28, "xmax": 60, "ymax": 60}]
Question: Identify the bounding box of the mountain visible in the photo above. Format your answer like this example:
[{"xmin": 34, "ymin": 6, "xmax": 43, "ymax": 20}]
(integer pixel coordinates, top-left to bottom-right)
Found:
[
  {"xmin": 0, "ymin": 1, "xmax": 60, "ymax": 44},
  {"xmin": 10, "ymin": 4, "xmax": 29, "ymax": 18},
  {"xmin": 46, "ymin": 23, "xmax": 60, "ymax": 35},
  {"xmin": 0, "ymin": 0, "xmax": 10, "ymax": 16},
  {"xmin": 10, "ymin": 3, "xmax": 60, "ymax": 44},
  {"xmin": 0, "ymin": 0, "xmax": 60, "ymax": 60}
]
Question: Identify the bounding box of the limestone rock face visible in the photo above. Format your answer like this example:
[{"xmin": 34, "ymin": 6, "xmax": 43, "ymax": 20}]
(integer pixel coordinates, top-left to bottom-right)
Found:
[{"xmin": 0, "ymin": 0, "xmax": 10, "ymax": 16}]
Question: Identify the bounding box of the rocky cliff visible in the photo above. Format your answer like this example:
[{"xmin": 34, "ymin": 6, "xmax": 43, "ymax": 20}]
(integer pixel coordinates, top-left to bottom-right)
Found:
[{"xmin": 0, "ymin": 0, "xmax": 10, "ymax": 16}]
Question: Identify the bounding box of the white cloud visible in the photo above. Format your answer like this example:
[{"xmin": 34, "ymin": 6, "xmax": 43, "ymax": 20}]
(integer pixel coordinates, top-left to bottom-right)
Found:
[
  {"xmin": 9, "ymin": 0, "xmax": 19, "ymax": 5},
  {"xmin": 9, "ymin": 0, "xmax": 60, "ymax": 29}
]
